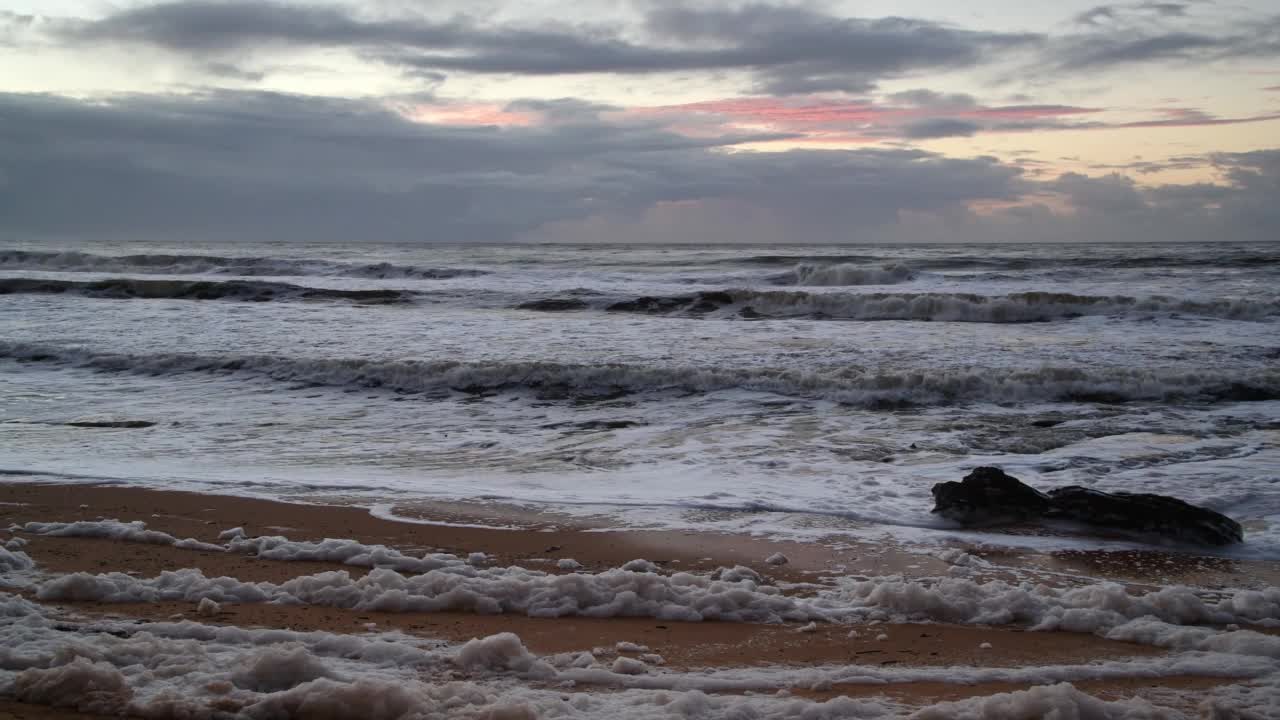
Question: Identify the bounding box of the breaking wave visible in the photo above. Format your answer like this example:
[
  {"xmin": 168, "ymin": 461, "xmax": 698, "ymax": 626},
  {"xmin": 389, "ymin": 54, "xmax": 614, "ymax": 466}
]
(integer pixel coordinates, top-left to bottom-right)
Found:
[
  {"xmin": 0, "ymin": 249, "xmax": 487, "ymax": 279},
  {"xmin": 522, "ymin": 290, "xmax": 1280, "ymax": 323},
  {"xmin": 3, "ymin": 342, "xmax": 1276, "ymax": 407},
  {"xmin": 782, "ymin": 262, "xmax": 917, "ymax": 286},
  {"xmin": 730, "ymin": 250, "xmax": 1280, "ymax": 271},
  {"xmin": 0, "ymin": 277, "xmax": 413, "ymax": 304}
]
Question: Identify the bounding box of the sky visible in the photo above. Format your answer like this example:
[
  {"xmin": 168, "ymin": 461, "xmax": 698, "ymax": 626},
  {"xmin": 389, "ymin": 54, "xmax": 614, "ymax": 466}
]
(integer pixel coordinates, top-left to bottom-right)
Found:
[{"xmin": 0, "ymin": 0, "xmax": 1277, "ymax": 244}]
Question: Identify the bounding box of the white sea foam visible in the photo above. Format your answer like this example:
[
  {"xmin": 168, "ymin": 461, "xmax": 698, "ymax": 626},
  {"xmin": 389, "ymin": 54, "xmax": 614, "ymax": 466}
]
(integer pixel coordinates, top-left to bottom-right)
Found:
[
  {"xmin": 30, "ymin": 553, "xmax": 1280, "ymax": 643},
  {"xmin": 723, "ymin": 289, "xmax": 1280, "ymax": 322},
  {"xmin": 0, "ymin": 547, "xmax": 34, "ymax": 572},
  {"xmin": 3, "ymin": 590, "xmax": 1276, "ymax": 718},
  {"xmin": 17, "ymin": 519, "xmax": 225, "ymax": 553},
  {"xmin": 788, "ymin": 263, "xmax": 917, "ymax": 287}
]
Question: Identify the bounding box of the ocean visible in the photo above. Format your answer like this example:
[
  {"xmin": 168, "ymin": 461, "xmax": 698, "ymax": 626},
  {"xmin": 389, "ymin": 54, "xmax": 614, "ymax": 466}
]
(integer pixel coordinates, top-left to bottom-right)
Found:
[{"xmin": 3, "ymin": 240, "xmax": 1279, "ymax": 557}]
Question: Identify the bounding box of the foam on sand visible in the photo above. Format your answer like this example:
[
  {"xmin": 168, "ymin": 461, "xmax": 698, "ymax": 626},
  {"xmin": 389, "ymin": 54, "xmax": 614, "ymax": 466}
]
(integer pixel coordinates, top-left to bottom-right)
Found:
[
  {"xmin": 18, "ymin": 520, "xmax": 1280, "ymax": 634},
  {"xmin": 3, "ymin": 591, "xmax": 1278, "ymax": 718}
]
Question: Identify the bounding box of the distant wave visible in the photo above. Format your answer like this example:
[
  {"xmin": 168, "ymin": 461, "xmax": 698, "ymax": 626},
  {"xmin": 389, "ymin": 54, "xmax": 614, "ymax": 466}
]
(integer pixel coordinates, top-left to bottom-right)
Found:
[
  {"xmin": 729, "ymin": 251, "xmax": 1280, "ymax": 271},
  {"xmin": 0, "ymin": 277, "xmax": 412, "ymax": 304},
  {"xmin": 519, "ymin": 290, "xmax": 1280, "ymax": 323},
  {"xmin": 782, "ymin": 262, "xmax": 917, "ymax": 286},
  {"xmin": 3, "ymin": 342, "xmax": 1276, "ymax": 407},
  {"xmin": 0, "ymin": 250, "xmax": 487, "ymax": 279}
]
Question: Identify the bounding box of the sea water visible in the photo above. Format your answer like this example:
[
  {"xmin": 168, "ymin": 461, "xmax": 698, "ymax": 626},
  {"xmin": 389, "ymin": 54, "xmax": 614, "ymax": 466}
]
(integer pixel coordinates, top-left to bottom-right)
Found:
[{"xmin": 2, "ymin": 240, "xmax": 1277, "ymax": 556}]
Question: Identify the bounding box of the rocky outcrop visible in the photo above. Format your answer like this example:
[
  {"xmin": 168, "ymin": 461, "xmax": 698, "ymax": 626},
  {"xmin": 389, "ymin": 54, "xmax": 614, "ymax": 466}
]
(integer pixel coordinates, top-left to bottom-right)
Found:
[
  {"xmin": 931, "ymin": 466, "xmax": 1243, "ymax": 546},
  {"xmin": 1046, "ymin": 485, "xmax": 1244, "ymax": 546},
  {"xmin": 929, "ymin": 466, "xmax": 1051, "ymax": 526}
]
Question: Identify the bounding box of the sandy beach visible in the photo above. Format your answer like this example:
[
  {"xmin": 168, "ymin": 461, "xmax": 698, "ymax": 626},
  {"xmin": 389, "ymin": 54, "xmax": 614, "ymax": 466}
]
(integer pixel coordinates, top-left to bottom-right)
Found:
[{"xmin": 3, "ymin": 481, "xmax": 1277, "ymax": 718}]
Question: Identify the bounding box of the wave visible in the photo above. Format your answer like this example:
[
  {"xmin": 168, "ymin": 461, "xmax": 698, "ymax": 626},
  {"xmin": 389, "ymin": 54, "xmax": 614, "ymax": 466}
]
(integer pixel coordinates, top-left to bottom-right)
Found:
[
  {"xmin": 0, "ymin": 277, "xmax": 412, "ymax": 304},
  {"xmin": 0, "ymin": 250, "xmax": 487, "ymax": 279},
  {"xmin": 729, "ymin": 250, "xmax": 1280, "ymax": 271},
  {"xmin": 519, "ymin": 290, "xmax": 1280, "ymax": 323},
  {"xmin": 782, "ymin": 262, "xmax": 916, "ymax": 286},
  {"xmin": 3, "ymin": 342, "xmax": 1277, "ymax": 407}
]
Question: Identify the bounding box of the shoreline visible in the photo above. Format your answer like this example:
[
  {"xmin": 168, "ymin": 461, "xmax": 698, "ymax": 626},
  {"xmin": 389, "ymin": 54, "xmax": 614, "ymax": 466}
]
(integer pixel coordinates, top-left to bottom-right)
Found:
[{"xmin": 2, "ymin": 481, "xmax": 1278, "ymax": 718}]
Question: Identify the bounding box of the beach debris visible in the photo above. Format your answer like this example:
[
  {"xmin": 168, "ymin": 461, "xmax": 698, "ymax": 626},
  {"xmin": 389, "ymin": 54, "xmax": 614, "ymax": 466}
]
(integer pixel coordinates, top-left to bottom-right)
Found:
[
  {"xmin": 712, "ymin": 565, "xmax": 763, "ymax": 583},
  {"xmin": 197, "ymin": 597, "xmax": 220, "ymax": 617},
  {"xmin": 797, "ymin": 622, "xmax": 818, "ymax": 633},
  {"xmin": 610, "ymin": 656, "xmax": 649, "ymax": 675},
  {"xmin": 931, "ymin": 466, "xmax": 1243, "ymax": 545},
  {"xmin": 556, "ymin": 558, "xmax": 582, "ymax": 571},
  {"xmin": 765, "ymin": 552, "xmax": 789, "ymax": 566}
]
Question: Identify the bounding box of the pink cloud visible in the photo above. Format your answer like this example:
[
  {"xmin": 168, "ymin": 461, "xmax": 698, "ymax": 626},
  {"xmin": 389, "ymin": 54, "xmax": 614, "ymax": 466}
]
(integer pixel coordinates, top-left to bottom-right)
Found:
[
  {"xmin": 400, "ymin": 102, "xmax": 538, "ymax": 127},
  {"xmin": 636, "ymin": 97, "xmax": 1102, "ymax": 142}
]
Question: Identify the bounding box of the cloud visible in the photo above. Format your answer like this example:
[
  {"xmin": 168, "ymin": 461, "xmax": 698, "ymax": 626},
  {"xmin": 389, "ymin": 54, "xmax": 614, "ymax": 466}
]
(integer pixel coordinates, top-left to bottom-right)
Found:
[
  {"xmin": 1048, "ymin": 5, "xmax": 1280, "ymax": 71},
  {"xmin": 1, "ymin": 89, "xmax": 1276, "ymax": 244},
  {"xmin": 0, "ymin": 90, "xmax": 1018, "ymax": 242},
  {"xmin": 900, "ymin": 118, "xmax": 982, "ymax": 138},
  {"xmin": 884, "ymin": 89, "xmax": 980, "ymax": 109},
  {"xmin": 641, "ymin": 93, "xmax": 1276, "ymax": 144},
  {"xmin": 49, "ymin": 1, "xmax": 1040, "ymax": 94}
]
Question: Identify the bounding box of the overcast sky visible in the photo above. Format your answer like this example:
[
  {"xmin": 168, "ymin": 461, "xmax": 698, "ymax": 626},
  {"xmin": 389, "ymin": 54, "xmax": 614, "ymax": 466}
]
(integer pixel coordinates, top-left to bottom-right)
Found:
[{"xmin": 1, "ymin": 0, "xmax": 1277, "ymax": 243}]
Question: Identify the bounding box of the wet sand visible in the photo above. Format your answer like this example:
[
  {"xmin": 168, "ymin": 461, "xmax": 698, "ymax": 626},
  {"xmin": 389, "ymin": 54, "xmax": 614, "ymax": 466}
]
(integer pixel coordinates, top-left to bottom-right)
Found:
[{"xmin": 0, "ymin": 481, "xmax": 1271, "ymax": 717}]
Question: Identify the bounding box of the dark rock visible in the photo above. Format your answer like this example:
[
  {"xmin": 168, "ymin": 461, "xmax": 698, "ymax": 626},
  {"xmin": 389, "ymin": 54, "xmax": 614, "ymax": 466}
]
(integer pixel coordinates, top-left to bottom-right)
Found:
[
  {"xmin": 1047, "ymin": 486, "xmax": 1244, "ymax": 546},
  {"xmin": 930, "ymin": 467, "xmax": 1050, "ymax": 526},
  {"xmin": 931, "ymin": 466, "xmax": 1244, "ymax": 546},
  {"xmin": 739, "ymin": 306, "xmax": 762, "ymax": 319},
  {"xmin": 517, "ymin": 298, "xmax": 588, "ymax": 312}
]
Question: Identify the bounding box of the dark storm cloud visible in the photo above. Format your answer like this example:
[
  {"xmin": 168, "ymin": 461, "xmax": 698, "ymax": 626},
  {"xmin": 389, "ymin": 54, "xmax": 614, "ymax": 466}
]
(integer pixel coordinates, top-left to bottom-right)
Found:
[
  {"xmin": 62, "ymin": 1, "xmax": 467, "ymax": 52},
  {"xmin": 2, "ymin": 90, "xmax": 1276, "ymax": 244},
  {"xmin": 57, "ymin": 1, "xmax": 1040, "ymax": 94},
  {"xmin": 0, "ymin": 90, "xmax": 1028, "ymax": 242}
]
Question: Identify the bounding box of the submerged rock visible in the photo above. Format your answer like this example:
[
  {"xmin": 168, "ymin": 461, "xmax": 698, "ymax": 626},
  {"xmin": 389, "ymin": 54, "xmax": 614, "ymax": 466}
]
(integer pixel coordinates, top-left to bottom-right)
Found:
[
  {"xmin": 1047, "ymin": 486, "xmax": 1243, "ymax": 546},
  {"xmin": 930, "ymin": 466, "xmax": 1244, "ymax": 546},
  {"xmin": 930, "ymin": 466, "xmax": 1051, "ymax": 526}
]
